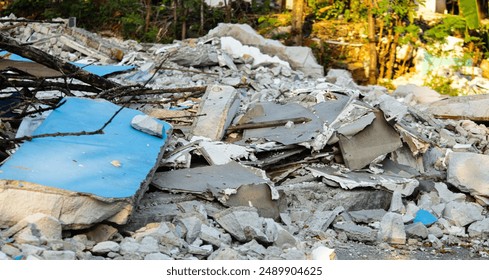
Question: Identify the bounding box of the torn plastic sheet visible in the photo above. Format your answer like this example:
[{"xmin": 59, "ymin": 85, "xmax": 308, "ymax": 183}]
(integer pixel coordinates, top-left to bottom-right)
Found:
[
  {"xmin": 0, "ymin": 97, "xmax": 172, "ymax": 229},
  {"xmin": 152, "ymin": 161, "xmax": 281, "ymax": 218},
  {"xmin": 307, "ymin": 166, "xmax": 418, "ymax": 196}
]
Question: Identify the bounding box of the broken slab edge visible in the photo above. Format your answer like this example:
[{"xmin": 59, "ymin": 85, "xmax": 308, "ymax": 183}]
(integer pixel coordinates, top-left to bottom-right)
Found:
[{"xmin": 0, "ymin": 180, "xmax": 134, "ymax": 230}]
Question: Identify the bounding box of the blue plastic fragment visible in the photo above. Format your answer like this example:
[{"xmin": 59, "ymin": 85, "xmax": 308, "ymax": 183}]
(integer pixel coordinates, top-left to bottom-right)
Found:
[
  {"xmin": 14, "ymin": 255, "xmax": 23, "ymax": 260},
  {"xmin": 0, "ymin": 97, "xmax": 172, "ymax": 199},
  {"xmin": 413, "ymin": 209, "xmax": 438, "ymax": 226}
]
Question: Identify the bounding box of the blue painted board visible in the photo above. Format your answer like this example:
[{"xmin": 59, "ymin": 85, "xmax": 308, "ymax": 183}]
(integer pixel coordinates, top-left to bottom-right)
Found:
[{"xmin": 0, "ymin": 97, "xmax": 172, "ymax": 198}]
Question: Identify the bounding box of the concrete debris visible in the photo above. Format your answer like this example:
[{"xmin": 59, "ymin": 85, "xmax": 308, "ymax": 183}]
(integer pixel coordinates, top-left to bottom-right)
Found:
[
  {"xmin": 468, "ymin": 219, "xmax": 489, "ymax": 238},
  {"xmin": 208, "ymin": 23, "xmax": 323, "ymax": 77},
  {"xmin": 152, "ymin": 161, "xmax": 280, "ymax": 219},
  {"xmin": 427, "ymin": 94, "xmax": 489, "ymax": 121},
  {"xmin": 1, "ymin": 16, "xmax": 489, "ymax": 260},
  {"xmin": 443, "ymin": 201, "xmax": 484, "ymax": 227},
  {"xmin": 131, "ymin": 115, "xmax": 164, "ymax": 138},
  {"xmin": 333, "ymin": 222, "xmax": 378, "ymax": 242},
  {"xmin": 348, "ymin": 209, "xmax": 387, "ymax": 224},
  {"xmin": 379, "ymin": 212, "xmax": 406, "ymax": 245},
  {"xmin": 308, "ymin": 166, "xmax": 418, "ymax": 196},
  {"xmin": 405, "ymin": 222, "xmax": 429, "ymax": 239},
  {"xmin": 191, "ymin": 85, "xmax": 240, "ymax": 141},
  {"xmin": 447, "ymin": 152, "xmax": 489, "ymax": 204}
]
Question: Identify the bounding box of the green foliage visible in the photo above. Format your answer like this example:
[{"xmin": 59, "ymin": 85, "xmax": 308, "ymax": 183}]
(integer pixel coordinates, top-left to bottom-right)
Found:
[
  {"xmin": 423, "ymin": 15, "xmax": 467, "ymax": 43},
  {"xmin": 459, "ymin": 0, "xmax": 480, "ymax": 30},
  {"xmin": 423, "ymin": 74, "xmax": 459, "ymax": 96}
]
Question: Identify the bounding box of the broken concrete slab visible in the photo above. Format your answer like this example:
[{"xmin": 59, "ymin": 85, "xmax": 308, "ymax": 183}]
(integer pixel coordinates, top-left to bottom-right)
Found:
[
  {"xmin": 308, "ymin": 166, "xmax": 418, "ymax": 196},
  {"xmin": 213, "ymin": 207, "xmax": 264, "ymax": 243},
  {"xmin": 0, "ymin": 97, "xmax": 172, "ymax": 229},
  {"xmin": 92, "ymin": 241, "xmax": 120, "ymax": 255},
  {"xmin": 442, "ymin": 201, "xmax": 484, "ymax": 227},
  {"xmin": 85, "ymin": 224, "xmax": 118, "ymax": 243},
  {"xmin": 338, "ymin": 111, "xmax": 402, "ymax": 170},
  {"xmin": 468, "ymin": 218, "xmax": 489, "ymax": 238},
  {"xmin": 392, "ymin": 84, "xmax": 443, "ymax": 105},
  {"xmin": 305, "ymin": 206, "xmax": 344, "ymax": 234},
  {"xmin": 152, "ymin": 161, "xmax": 280, "ymax": 219},
  {"xmin": 239, "ymin": 102, "xmax": 323, "ymax": 147},
  {"xmin": 1, "ymin": 213, "xmax": 61, "ymax": 242},
  {"xmin": 209, "ymin": 24, "xmax": 323, "ymax": 76},
  {"xmin": 405, "ymin": 222, "xmax": 429, "ymax": 239},
  {"xmin": 378, "ymin": 212, "xmax": 406, "ymax": 245},
  {"xmin": 348, "ymin": 209, "xmax": 387, "ymax": 224},
  {"xmin": 333, "ymin": 222, "xmax": 378, "ymax": 242},
  {"xmin": 433, "ymin": 182, "xmax": 466, "ymax": 203},
  {"xmin": 447, "ymin": 152, "xmax": 489, "ymax": 204},
  {"xmin": 319, "ymin": 188, "xmax": 392, "ymax": 211},
  {"xmin": 171, "ymin": 44, "xmax": 219, "ymax": 67},
  {"xmin": 191, "ymin": 84, "xmax": 240, "ymax": 141},
  {"xmin": 426, "ymin": 94, "xmax": 489, "ymax": 121}
]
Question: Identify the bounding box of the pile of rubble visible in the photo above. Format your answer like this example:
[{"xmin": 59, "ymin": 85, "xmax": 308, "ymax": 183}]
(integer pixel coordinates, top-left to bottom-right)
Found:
[{"xmin": 1, "ymin": 15, "xmax": 489, "ymax": 260}]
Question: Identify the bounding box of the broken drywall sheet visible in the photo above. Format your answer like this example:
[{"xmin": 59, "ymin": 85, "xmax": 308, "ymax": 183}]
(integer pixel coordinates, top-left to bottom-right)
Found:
[
  {"xmin": 239, "ymin": 102, "xmax": 323, "ymax": 146},
  {"xmin": 196, "ymin": 138, "xmax": 251, "ymax": 165},
  {"xmin": 307, "ymin": 166, "xmax": 418, "ymax": 196},
  {"xmin": 0, "ymin": 97, "xmax": 172, "ymax": 229},
  {"xmin": 191, "ymin": 84, "xmax": 240, "ymax": 141},
  {"xmin": 151, "ymin": 161, "xmax": 281, "ymax": 219},
  {"xmin": 338, "ymin": 111, "xmax": 403, "ymax": 170},
  {"xmin": 447, "ymin": 152, "xmax": 489, "ymax": 205},
  {"xmin": 395, "ymin": 121, "xmax": 431, "ymax": 156},
  {"xmin": 426, "ymin": 94, "xmax": 489, "ymax": 121}
]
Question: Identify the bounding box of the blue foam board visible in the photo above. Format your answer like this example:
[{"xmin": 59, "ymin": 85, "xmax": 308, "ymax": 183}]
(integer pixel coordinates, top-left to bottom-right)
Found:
[{"xmin": 0, "ymin": 97, "xmax": 172, "ymax": 199}]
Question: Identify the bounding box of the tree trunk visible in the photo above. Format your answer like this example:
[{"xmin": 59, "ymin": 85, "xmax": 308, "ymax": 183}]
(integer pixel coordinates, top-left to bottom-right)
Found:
[
  {"xmin": 144, "ymin": 0, "xmax": 152, "ymax": 33},
  {"xmin": 385, "ymin": 30, "xmax": 399, "ymax": 80},
  {"xmin": 291, "ymin": 0, "xmax": 304, "ymax": 46},
  {"xmin": 173, "ymin": 0, "xmax": 178, "ymax": 39},
  {"xmin": 200, "ymin": 0, "xmax": 204, "ymax": 35},
  {"xmin": 181, "ymin": 7, "xmax": 188, "ymax": 40},
  {"xmin": 367, "ymin": 0, "xmax": 377, "ymax": 84}
]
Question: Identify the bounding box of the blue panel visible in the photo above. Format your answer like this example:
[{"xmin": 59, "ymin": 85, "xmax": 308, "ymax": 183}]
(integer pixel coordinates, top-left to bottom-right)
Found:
[
  {"xmin": 71, "ymin": 63, "xmax": 135, "ymax": 76},
  {"xmin": 0, "ymin": 97, "xmax": 172, "ymax": 199},
  {"xmin": 413, "ymin": 209, "xmax": 438, "ymax": 226}
]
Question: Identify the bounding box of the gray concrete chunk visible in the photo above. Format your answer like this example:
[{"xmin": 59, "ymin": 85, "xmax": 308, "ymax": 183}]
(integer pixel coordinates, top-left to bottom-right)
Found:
[
  {"xmin": 42, "ymin": 250, "xmax": 76, "ymax": 260},
  {"xmin": 333, "ymin": 222, "xmax": 378, "ymax": 242},
  {"xmin": 92, "ymin": 241, "xmax": 120, "ymax": 254},
  {"xmin": 405, "ymin": 222, "xmax": 429, "ymax": 239},
  {"xmin": 447, "ymin": 152, "xmax": 489, "ymax": 203},
  {"xmin": 433, "ymin": 182, "xmax": 466, "ymax": 203},
  {"xmin": 214, "ymin": 207, "xmax": 264, "ymax": 242},
  {"xmin": 443, "ymin": 201, "xmax": 484, "ymax": 227},
  {"xmin": 131, "ymin": 115, "xmax": 164, "ymax": 138},
  {"xmin": 349, "ymin": 209, "xmax": 387, "ymax": 224},
  {"xmin": 468, "ymin": 218, "xmax": 489, "ymax": 238},
  {"xmin": 379, "ymin": 212, "xmax": 406, "ymax": 245},
  {"xmin": 191, "ymin": 84, "xmax": 239, "ymax": 141}
]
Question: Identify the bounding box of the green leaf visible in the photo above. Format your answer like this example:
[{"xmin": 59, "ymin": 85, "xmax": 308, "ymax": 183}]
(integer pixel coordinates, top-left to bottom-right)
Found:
[{"xmin": 459, "ymin": 0, "xmax": 480, "ymax": 29}]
